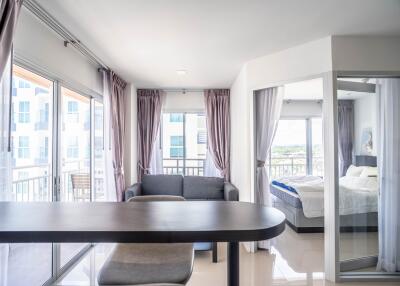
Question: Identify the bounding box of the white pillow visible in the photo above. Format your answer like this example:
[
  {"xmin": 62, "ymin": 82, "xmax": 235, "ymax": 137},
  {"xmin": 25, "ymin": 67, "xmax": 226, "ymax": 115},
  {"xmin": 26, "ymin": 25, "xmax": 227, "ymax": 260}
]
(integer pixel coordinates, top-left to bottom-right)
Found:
[
  {"xmin": 346, "ymin": 165, "xmax": 365, "ymax": 177},
  {"xmin": 360, "ymin": 166, "xmax": 378, "ymax": 178}
]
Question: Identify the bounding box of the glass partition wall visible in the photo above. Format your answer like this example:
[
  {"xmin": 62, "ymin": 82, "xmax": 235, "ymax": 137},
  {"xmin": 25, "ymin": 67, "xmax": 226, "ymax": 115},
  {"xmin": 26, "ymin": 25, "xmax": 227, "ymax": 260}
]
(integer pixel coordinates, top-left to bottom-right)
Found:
[
  {"xmin": 336, "ymin": 76, "xmax": 400, "ymax": 279},
  {"xmin": 0, "ymin": 64, "xmax": 105, "ymax": 286}
]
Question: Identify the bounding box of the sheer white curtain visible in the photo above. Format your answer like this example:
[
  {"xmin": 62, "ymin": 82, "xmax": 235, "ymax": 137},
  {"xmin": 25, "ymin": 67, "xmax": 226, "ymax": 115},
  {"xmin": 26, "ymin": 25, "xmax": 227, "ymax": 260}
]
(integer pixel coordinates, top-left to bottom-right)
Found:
[
  {"xmin": 204, "ymin": 149, "xmax": 221, "ymax": 177},
  {"xmin": 0, "ymin": 56, "xmax": 11, "ymax": 286},
  {"xmin": 376, "ymin": 78, "xmax": 400, "ymax": 272},
  {"xmin": 255, "ymin": 86, "xmax": 284, "ymax": 250},
  {"xmin": 102, "ymin": 72, "xmax": 117, "ymax": 202},
  {"xmin": 149, "ymin": 131, "xmax": 163, "ymax": 174}
]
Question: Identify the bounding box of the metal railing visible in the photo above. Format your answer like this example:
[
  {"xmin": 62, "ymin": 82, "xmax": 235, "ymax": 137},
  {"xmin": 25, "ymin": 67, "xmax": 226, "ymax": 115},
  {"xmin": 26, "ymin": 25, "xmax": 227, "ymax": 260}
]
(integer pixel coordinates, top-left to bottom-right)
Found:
[
  {"xmin": 162, "ymin": 158, "xmax": 205, "ymax": 176},
  {"xmin": 268, "ymin": 156, "xmax": 324, "ymax": 179},
  {"xmin": 11, "ymin": 161, "xmax": 104, "ymax": 202}
]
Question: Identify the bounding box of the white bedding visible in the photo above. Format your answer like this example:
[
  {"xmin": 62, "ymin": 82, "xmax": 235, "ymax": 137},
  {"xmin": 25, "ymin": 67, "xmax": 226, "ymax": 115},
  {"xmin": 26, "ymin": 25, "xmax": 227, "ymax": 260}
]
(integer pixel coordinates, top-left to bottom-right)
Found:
[{"xmin": 276, "ymin": 175, "xmax": 378, "ymax": 218}]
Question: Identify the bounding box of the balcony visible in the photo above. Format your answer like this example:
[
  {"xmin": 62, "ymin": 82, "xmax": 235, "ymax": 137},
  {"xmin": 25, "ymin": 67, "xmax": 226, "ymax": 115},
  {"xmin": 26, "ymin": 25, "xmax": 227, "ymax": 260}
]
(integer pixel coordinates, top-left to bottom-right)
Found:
[
  {"xmin": 267, "ymin": 156, "xmax": 324, "ymax": 180},
  {"xmin": 162, "ymin": 158, "xmax": 205, "ymax": 176},
  {"xmin": 10, "ymin": 161, "xmax": 104, "ymax": 202}
]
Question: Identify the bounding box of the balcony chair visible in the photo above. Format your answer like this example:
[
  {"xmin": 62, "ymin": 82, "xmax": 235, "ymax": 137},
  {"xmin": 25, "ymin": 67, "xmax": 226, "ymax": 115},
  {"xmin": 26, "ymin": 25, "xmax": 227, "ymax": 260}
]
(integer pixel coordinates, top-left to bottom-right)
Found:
[
  {"xmin": 125, "ymin": 174, "xmax": 239, "ymax": 263},
  {"xmin": 70, "ymin": 173, "xmax": 90, "ymax": 202},
  {"xmin": 97, "ymin": 195, "xmax": 194, "ymax": 286}
]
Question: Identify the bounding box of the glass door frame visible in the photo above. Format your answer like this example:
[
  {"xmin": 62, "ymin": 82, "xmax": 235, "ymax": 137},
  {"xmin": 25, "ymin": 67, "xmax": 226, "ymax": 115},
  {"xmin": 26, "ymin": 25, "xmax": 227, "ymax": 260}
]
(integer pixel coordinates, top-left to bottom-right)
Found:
[
  {"xmin": 53, "ymin": 83, "xmax": 95, "ymax": 280},
  {"xmin": 12, "ymin": 57, "xmax": 103, "ymax": 286},
  {"xmin": 332, "ymin": 71, "xmax": 400, "ymax": 282}
]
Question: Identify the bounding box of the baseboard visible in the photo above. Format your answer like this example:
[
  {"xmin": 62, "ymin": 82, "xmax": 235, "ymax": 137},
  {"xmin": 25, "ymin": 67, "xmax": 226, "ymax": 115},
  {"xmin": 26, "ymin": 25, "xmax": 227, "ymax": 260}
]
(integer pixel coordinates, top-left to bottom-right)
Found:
[{"xmin": 285, "ymin": 220, "xmax": 378, "ymax": 234}]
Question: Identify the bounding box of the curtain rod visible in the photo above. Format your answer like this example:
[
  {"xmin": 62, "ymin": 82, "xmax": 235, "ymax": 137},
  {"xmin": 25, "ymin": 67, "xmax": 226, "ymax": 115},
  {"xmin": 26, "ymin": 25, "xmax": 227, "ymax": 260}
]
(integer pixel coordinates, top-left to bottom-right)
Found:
[
  {"xmin": 161, "ymin": 88, "xmax": 205, "ymax": 93},
  {"xmin": 23, "ymin": 0, "xmax": 109, "ymax": 71}
]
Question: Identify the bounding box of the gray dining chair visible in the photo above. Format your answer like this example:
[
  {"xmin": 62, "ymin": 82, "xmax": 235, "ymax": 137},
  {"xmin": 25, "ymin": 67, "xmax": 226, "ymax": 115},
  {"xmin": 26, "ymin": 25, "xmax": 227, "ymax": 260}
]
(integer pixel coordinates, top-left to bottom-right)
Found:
[{"xmin": 97, "ymin": 195, "xmax": 194, "ymax": 286}]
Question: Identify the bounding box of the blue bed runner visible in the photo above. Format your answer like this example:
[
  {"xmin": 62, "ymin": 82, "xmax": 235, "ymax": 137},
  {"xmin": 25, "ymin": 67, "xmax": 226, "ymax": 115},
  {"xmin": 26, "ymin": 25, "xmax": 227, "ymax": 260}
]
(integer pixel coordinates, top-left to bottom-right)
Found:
[{"xmin": 271, "ymin": 180, "xmax": 298, "ymax": 194}]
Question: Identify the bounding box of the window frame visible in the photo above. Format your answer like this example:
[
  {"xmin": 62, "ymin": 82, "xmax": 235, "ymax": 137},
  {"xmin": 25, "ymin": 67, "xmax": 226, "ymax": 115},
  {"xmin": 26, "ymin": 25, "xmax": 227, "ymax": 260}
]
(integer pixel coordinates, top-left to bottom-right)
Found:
[
  {"xmin": 160, "ymin": 111, "xmax": 207, "ymax": 175},
  {"xmin": 269, "ymin": 116, "xmax": 323, "ymax": 178}
]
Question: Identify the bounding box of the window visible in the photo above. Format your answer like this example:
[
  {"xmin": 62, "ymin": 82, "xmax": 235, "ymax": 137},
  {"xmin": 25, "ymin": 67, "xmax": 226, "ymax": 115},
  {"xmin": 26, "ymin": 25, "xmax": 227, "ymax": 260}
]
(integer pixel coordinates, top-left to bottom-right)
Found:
[
  {"xmin": 197, "ymin": 131, "xmax": 207, "ymax": 144},
  {"xmin": 170, "ymin": 147, "xmax": 184, "ymax": 158},
  {"xmin": 18, "ymin": 136, "xmax": 30, "ymax": 158},
  {"xmin": 269, "ymin": 118, "xmax": 323, "ymax": 179},
  {"xmin": 162, "ymin": 112, "xmax": 207, "ymax": 175},
  {"xmin": 170, "ymin": 136, "xmax": 183, "ymax": 146},
  {"xmin": 18, "ymin": 79, "xmax": 30, "ymax": 88},
  {"xmin": 67, "ymin": 101, "xmax": 79, "ymax": 122},
  {"xmin": 39, "ymin": 137, "xmax": 49, "ymax": 160},
  {"xmin": 67, "ymin": 136, "xmax": 79, "ymax": 158},
  {"xmin": 169, "ymin": 113, "xmax": 183, "ymax": 122},
  {"xmin": 18, "ymin": 101, "xmax": 30, "ymax": 123}
]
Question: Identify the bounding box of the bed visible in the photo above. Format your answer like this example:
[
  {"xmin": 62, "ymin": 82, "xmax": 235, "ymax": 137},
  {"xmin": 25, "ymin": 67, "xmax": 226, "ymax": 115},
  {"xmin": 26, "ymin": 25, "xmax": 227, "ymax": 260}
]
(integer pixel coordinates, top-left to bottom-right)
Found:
[{"xmin": 271, "ymin": 155, "xmax": 378, "ymax": 233}]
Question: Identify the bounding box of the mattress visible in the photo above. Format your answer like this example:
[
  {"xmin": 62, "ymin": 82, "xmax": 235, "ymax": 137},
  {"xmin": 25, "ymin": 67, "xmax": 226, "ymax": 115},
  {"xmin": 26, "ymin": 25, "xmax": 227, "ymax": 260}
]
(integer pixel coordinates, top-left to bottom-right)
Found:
[
  {"xmin": 271, "ymin": 175, "xmax": 378, "ymax": 218},
  {"xmin": 270, "ymin": 184, "xmax": 302, "ymax": 209}
]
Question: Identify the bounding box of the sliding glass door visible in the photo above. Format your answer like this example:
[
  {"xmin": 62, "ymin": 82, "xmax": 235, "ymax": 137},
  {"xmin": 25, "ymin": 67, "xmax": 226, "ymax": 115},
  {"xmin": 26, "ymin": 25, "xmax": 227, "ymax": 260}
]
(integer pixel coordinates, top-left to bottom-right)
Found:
[
  {"xmin": 1, "ymin": 64, "xmax": 104, "ymax": 285},
  {"xmin": 336, "ymin": 76, "xmax": 400, "ymax": 278},
  {"xmin": 5, "ymin": 65, "xmax": 54, "ymax": 286},
  {"xmin": 59, "ymin": 87, "xmax": 92, "ymax": 269}
]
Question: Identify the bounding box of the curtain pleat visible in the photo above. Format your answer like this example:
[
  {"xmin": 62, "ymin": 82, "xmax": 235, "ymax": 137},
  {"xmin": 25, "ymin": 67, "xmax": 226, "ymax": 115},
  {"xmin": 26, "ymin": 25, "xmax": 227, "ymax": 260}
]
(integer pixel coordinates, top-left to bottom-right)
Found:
[
  {"xmin": 376, "ymin": 78, "xmax": 400, "ymax": 272},
  {"xmin": 0, "ymin": 0, "xmax": 22, "ymax": 79},
  {"xmin": 204, "ymin": 89, "xmax": 230, "ymax": 181},
  {"xmin": 137, "ymin": 89, "xmax": 163, "ymax": 182},
  {"xmin": 338, "ymin": 100, "xmax": 354, "ymax": 176},
  {"xmin": 109, "ymin": 71, "xmax": 127, "ymax": 201},
  {"xmin": 255, "ymin": 87, "xmax": 283, "ymax": 249}
]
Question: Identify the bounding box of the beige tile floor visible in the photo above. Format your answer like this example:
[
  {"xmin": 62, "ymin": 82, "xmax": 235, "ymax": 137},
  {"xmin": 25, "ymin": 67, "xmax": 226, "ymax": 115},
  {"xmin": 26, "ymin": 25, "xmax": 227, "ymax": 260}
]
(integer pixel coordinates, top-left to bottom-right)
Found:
[{"xmin": 54, "ymin": 227, "xmax": 399, "ymax": 286}]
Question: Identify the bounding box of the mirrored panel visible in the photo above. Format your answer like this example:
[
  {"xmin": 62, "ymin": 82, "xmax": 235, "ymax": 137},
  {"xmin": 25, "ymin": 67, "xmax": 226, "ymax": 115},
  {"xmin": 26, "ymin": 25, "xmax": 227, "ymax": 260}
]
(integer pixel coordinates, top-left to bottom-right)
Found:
[{"xmin": 337, "ymin": 77, "xmax": 400, "ymax": 275}]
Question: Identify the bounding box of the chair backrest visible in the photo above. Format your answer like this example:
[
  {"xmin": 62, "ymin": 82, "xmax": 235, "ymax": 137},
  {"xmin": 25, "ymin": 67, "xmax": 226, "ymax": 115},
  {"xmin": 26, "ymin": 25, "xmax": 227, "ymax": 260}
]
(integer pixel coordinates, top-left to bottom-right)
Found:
[
  {"xmin": 142, "ymin": 175, "xmax": 183, "ymax": 196},
  {"xmin": 127, "ymin": 195, "xmax": 185, "ymax": 202},
  {"xmin": 71, "ymin": 173, "xmax": 90, "ymax": 189}
]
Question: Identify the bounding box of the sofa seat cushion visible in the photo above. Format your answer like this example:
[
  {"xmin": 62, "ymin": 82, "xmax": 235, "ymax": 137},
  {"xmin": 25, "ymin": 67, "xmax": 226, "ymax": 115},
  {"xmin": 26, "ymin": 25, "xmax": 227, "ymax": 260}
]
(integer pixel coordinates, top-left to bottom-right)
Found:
[
  {"xmin": 183, "ymin": 176, "xmax": 224, "ymax": 200},
  {"xmin": 142, "ymin": 175, "xmax": 183, "ymax": 197},
  {"xmin": 98, "ymin": 243, "xmax": 193, "ymax": 285}
]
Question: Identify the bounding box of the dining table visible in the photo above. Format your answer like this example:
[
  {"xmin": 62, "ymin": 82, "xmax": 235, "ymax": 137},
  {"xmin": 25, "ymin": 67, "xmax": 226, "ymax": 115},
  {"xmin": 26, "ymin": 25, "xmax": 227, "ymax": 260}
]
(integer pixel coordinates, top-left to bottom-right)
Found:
[{"xmin": 0, "ymin": 201, "xmax": 286, "ymax": 286}]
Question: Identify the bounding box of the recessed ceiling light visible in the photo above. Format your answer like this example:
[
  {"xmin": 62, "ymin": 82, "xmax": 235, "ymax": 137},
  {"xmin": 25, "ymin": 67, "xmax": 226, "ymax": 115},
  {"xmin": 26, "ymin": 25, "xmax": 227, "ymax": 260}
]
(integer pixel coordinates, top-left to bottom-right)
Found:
[{"xmin": 176, "ymin": 70, "xmax": 188, "ymax": 75}]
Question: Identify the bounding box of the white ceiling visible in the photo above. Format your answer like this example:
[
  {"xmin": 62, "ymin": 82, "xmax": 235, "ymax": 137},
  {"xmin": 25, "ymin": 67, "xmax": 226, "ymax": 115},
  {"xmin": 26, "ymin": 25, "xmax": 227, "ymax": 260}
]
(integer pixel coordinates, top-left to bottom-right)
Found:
[{"xmin": 36, "ymin": 0, "xmax": 400, "ymax": 88}]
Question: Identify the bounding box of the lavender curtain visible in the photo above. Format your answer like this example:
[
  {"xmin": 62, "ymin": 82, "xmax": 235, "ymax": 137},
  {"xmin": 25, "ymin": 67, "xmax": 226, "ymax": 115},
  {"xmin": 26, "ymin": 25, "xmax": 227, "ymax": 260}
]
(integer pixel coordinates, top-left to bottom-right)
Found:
[
  {"xmin": 137, "ymin": 89, "xmax": 163, "ymax": 182},
  {"xmin": 255, "ymin": 87, "xmax": 283, "ymax": 249},
  {"xmin": 338, "ymin": 100, "xmax": 354, "ymax": 177},
  {"xmin": 109, "ymin": 71, "xmax": 127, "ymax": 202},
  {"xmin": 0, "ymin": 0, "xmax": 22, "ymax": 79},
  {"xmin": 204, "ymin": 89, "xmax": 230, "ymax": 181}
]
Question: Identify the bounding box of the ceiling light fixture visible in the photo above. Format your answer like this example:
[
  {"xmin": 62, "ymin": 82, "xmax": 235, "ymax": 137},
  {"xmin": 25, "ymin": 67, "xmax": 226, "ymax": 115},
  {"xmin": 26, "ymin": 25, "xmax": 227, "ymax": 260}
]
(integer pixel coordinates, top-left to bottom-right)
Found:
[{"xmin": 176, "ymin": 70, "xmax": 188, "ymax": 75}]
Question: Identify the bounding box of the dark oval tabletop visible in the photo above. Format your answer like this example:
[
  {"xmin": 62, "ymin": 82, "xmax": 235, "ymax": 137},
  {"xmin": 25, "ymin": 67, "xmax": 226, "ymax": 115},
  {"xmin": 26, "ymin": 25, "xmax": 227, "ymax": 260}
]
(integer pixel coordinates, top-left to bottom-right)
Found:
[{"xmin": 0, "ymin": 201, "xmax": 286, "ymax": 243}]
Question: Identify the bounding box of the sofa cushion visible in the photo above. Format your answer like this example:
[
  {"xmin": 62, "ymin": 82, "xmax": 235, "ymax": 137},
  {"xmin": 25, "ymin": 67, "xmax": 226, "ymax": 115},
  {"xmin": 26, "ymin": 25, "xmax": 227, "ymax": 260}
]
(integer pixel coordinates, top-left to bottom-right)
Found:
[
  {"xmin": 183, "ymin": 176, "xmax": 224, "ymax": 200},
  {"xmin": 142, "ymin": 175, "xmax": 183, "ymax": 196}
]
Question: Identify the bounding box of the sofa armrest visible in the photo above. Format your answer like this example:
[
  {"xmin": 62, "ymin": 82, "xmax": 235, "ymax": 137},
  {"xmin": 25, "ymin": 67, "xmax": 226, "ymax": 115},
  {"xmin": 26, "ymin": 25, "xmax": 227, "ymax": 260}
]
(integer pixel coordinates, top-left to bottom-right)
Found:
[
  {"xmin": 125, "ymin": 183, "xmax": 142, "ymax": 201},
  {"xmin": 223, "ymin": 182, "xmax": 239, "ymax": 201}
]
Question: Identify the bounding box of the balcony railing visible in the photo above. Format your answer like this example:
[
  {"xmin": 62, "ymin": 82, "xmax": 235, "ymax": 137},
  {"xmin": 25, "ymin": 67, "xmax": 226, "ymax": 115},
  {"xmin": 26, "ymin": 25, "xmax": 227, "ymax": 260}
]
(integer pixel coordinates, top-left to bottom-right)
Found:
[
  {"xmin": 162, "ymin": 158, "xmax": 205, "ymax": 176},
  {"xmin": 268, "ymin": 156, "xmax": 324, "ymax": 179},
  {"xmin": 10, "ymin": 161, "xmax": 104, "ymax": 202}
]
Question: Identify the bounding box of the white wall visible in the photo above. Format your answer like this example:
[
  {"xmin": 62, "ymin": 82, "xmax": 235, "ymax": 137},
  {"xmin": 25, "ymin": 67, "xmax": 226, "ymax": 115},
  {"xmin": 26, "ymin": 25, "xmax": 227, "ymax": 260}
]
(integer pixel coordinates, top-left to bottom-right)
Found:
[
  {"xmin": 230, "ymin": 66, "xmax": 251, "ymax": 202},
  {"xmin": 353, "ymin": 94, "xmax": 377, "ymax": 156},
  {"xmin": 332, "ymin": 36, "xmax": 400, "ymax": 72},
  {"xmin": 162, "ymin": 91, "xmax": 205, "ymax": 112},
  {"xmin": 246, "ymin": 37, "xmax": 332, "ymax": 90},
  {"xmin": 14, "ymin": 8, "xmax": 102, "ymax": 95},
  {"xmin": 230, "ymin": 37, "xmax": 332, "ymax": 205},
  {"xmin": 280, "ymin": 100, "xmax": 322, "ymax": 118},
  {"xmin": 124, "ymin": 84, "xmax": 138, "ymax": 186}
]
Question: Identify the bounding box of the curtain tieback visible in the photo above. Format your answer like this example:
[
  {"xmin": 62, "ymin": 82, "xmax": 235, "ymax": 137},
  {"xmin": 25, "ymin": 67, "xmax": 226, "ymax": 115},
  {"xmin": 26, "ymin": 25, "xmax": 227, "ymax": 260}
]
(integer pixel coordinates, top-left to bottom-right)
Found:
[
  {"xmin": 257, "ymin": 160, "xmax": 266, "ymax": 168},
  {"xmin": 114, "ymin": 168, "xmax": 124, "ymax": 176},
  {"xmin": 138, "ymin": 162, "xmax": 150, "ymax": 174}
]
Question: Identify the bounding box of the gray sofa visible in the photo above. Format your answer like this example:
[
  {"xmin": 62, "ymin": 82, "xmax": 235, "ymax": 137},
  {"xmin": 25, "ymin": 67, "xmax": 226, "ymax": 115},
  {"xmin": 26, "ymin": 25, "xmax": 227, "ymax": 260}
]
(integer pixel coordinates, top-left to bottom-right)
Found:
[{"xmin": 125, "ymin": 174, "xmax": 239, "ymax": 262}]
